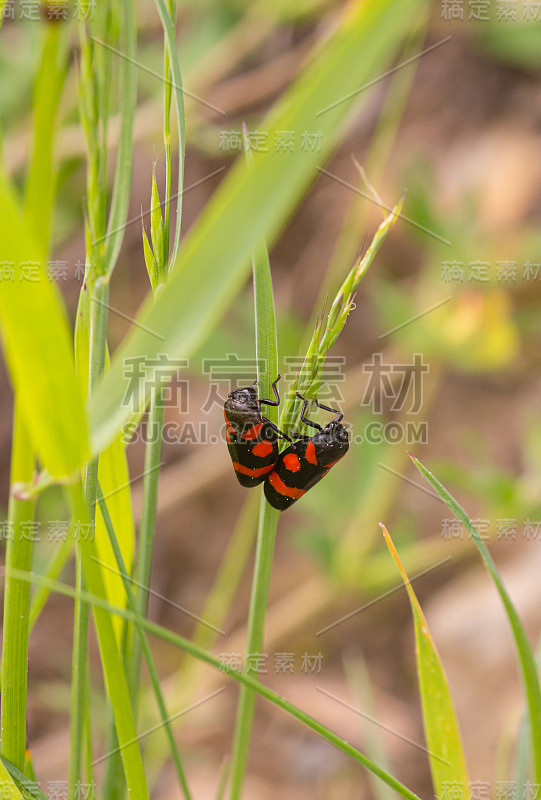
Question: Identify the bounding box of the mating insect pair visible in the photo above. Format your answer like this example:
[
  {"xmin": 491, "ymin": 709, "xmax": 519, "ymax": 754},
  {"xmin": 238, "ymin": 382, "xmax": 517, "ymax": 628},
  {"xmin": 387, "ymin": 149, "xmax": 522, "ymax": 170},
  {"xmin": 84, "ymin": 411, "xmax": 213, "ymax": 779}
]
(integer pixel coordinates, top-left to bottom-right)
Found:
[{"xmin": 223, "ymin": 376, "xmax": 349, "ymax": 511}]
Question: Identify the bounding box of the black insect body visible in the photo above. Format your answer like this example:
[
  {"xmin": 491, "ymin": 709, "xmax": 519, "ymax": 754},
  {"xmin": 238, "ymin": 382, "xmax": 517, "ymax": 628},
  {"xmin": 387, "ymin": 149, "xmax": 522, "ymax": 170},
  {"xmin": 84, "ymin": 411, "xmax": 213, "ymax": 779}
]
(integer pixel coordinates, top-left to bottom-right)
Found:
[
  {"xmin": 264, "ymin": 394, "xmax": 349, "ymax": 511},
  {"xmin": 224, "ymin": 376, "xmax": 286, "ymax": 487}
]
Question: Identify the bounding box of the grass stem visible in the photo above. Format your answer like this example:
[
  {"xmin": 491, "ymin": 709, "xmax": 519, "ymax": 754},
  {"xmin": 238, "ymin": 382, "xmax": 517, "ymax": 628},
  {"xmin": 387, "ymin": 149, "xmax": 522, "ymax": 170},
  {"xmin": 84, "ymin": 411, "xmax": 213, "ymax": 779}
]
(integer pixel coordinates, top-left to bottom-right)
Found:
[{"xmin": 0, "ymin": 404, "xmax": 36, "ymax": 772}]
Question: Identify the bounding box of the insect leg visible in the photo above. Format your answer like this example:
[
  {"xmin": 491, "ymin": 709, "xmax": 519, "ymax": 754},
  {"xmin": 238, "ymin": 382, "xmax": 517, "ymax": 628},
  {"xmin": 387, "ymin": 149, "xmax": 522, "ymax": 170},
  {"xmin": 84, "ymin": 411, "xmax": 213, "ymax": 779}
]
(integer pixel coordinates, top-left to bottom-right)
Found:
[
  {"xmin": 313, "ymin": 398, "xmax": 343, "ymax": 424},
  {"xmin": 261, "ymin": 415, "xmax": 291, "ymax": 442},
  {"xmin": 295, "ymin": 392, "xmax": 322, "ymax": 431},
  {"xmin": 259, "ymin": 374, "xmax": 281, "ymax": 407}
]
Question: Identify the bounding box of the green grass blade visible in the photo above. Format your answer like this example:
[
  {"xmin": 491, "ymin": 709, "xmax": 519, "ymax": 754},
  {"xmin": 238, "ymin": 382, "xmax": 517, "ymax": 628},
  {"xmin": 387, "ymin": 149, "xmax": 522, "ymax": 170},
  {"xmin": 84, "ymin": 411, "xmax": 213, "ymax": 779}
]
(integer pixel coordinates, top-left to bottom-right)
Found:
[
  {"xmin": 95, "ymin": 433, "xmax": 135, "ymax": 643},
  {"xmin": 229, "ymin": 498, "xmax": 280, "ymax": 800},
  {"xmin": 23, "ymin": 24, "xmax": 68, "ymax": 254},
  {"xmin": 1, "ymin": 404, "xmax": 35, "ymax": 773},
  {"xmin": 89, "ymin": 0, "xmax": 427, "ymax": 456},
  {"xmin": 69, "ymin": 275, "xmax": 109, "ymax": 796},
  {"xmin": 280, "ymin": 197, "xmax": 404, "ymax": 434},
  {"xmin": 153, "ymin": 0, "xmax": 185, "ymax": 269},
  {"xmin": 66, "ymin": 482, "xmax": 150, "ymax": 800},
  {"xmin": 242, "ymin": 123, "xmax": 279, "ymax": 404},
  {"xmin": 0, "ymin": 758, "xmax": 25, "ymax": 800},
  {"xmin": 514, "ymin": 711, "xmax": 530, "ymax": 800},
  {"xmin": 380, "ymin": 523, "xmax": 469, "ymax": 796},
  {"xmin": 410, "ymin": 454, "xmax": 541, "ymax": 784},
  {"xmin": 1, "ymin": 755, "xmax": 52, "ymax": 799},
  {"xmin": 229, "ymin": 126, "xmax": 281, "ymax": 799},
  {"xmin": 124, "ymin": 388, "xmax": 165, "ymax": 711},
  {"xmin": 1, "ymin": 29, "xmax": 68, "ymax": 776},
  {"xmin": 0, "ymin": 170, "xmax": 89, "ymax": 477},
  {"xmin": 104, "ymin": 0, "xmax": 137, "ymax": 276},
  {"xmin": 6, "ymin": 568, "xmax": 423, "ymax": 800},
  {"xmin": 97, "ymin": 485, "xmax": 192, "ymax": 799},
  {"xmin": 69, "ymin": 551, "xmax": 91, "ymax": 799}
]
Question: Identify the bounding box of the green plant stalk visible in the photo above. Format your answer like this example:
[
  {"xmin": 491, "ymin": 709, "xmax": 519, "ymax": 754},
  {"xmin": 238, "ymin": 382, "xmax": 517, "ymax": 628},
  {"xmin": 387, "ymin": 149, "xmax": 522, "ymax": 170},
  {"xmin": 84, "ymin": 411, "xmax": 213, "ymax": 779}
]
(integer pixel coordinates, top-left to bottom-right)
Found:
[
  {"xmin": 230, "ymin": 133, "xmax": 280, "ymax": 797},
  {"xmin": 0, "ymin": 403, "xmax": 35, "ymax": 772},
  {"xmin": 69, "ymin": 278, "xmax": 109, "ymax": 798},
  {"xmin": 76, "ymin": 4, "xmax": 136, "ymax": 794},
  {"xmin": 97, "ymin": 487, "xmax": 192, "ymax": 799},
  {"xmin": 96, "ymin": 8, "xmax": 162, "ymax": 798},
  {"xmin": 162, "ymin": 0, "xmax": 174, "ymax": 268},
  {"xmin": 103, "ymin": 0, "xmax": 137, "ymax": 276},
  {"xmin": 77, "ymin": 25, "xmax": 101, "ymax": 252},
  {"xmin": 84, "ymin": 687, "xmax": 94, "ymax": 798},
  {"xmin": 6, "ymin": 568, "xmax": 423, "ymax": 800},
  {"xmin": 280, "ymin": 198, "xmax": 404, "ymax": 435},
  {"xmin": 231, "ymin": 154, "xmax": 400, "ymax": 800},
  {"xmin": 411, "ymin": 455, "xmax": 541, "ymax": 785},
  {"xmin": 126, "ymin": 389, "xmax": 165, "ymax": 704},
  {"xmin": 69, "ymin": 552, "xmax": 91, "ymax": 799},
  {"xmin": 229, "ymin": 497, "xmax": 280, "ymax": 799},
  {"xmin": 125, "ymin": 0, "xmax": 179, "ymax": 729},
  {"xmin": 152, "ymin": 0, "xmax": 185, "ymax": 270},
  {"xmin": 514, "ymin": 711, "xmax": 530, "ymax": 796},
  {"xmin": 1, "ymin": 18, "xmax": 67, "ymax": 774}
]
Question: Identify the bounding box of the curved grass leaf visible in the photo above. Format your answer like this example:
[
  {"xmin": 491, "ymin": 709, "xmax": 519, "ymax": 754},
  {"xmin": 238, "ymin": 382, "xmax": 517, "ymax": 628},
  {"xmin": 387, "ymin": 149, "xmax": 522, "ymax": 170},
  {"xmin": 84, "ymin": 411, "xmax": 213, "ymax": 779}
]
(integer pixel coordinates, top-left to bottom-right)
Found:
[
  {"xmin": 6, "ymin": 566, "xmax": 423, "ymax": 800},
  {"xmin": 0, "ymin": 757, "xmax": 26, "ymax": 800},
  {"xmin": 380, "ymin": 523, "xmax": 469, "ymax": 796},
  {"xmin": 0, "ymin": 170, "xmax": 89, "ymax": 478},
  {"xmin": 89, "ymin": 0, "xmax": 426, "ymax": 455},
  {"xmin": 23, "ymin": 24, "xmax": 68, "ymax": 254},
  {"xmin": 410, "ymin": 454, "xmax": 541, "ymax": 785}
]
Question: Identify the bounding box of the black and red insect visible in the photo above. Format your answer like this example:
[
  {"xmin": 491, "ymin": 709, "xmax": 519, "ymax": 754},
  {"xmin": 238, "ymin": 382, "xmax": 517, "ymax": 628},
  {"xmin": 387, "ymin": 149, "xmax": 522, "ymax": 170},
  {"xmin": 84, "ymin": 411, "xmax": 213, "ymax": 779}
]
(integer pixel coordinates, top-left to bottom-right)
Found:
[
  {"xmin": 264, "ymin": 392, "xmax": 349, "ymax": 511},
  {"xmin": 224, "ymin": 376, "xmax": 287, "ymax": 487}
]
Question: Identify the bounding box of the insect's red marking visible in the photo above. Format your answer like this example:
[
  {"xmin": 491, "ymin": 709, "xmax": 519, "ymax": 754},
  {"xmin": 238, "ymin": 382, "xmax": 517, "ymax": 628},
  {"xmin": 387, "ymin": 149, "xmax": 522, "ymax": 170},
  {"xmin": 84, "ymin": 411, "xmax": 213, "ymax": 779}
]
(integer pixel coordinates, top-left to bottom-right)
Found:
[
  {"xmin": 268, "ymin": 471, "xmax": 306, "ymax": 499},
  {"xmin": 283, "ymin": 453, "xmax": 301, "ymax": 472},
  {"xmin": 232, "ymin": 461, "xmax": 274, "ymax": 477},
  {"xmin": 252, "ymin": 441, "xmax": 274, "ymax": 458},
  {"xmin": 242, "ymin": 423, "xmax": 263, "ymax": 440},
  {"xmin": 305, "ymin": 440, "xmax": 318, "ymax": 465},
  {"xmin": 224, "ymin": 411, "xmax": 236, "ymax": 436}
]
